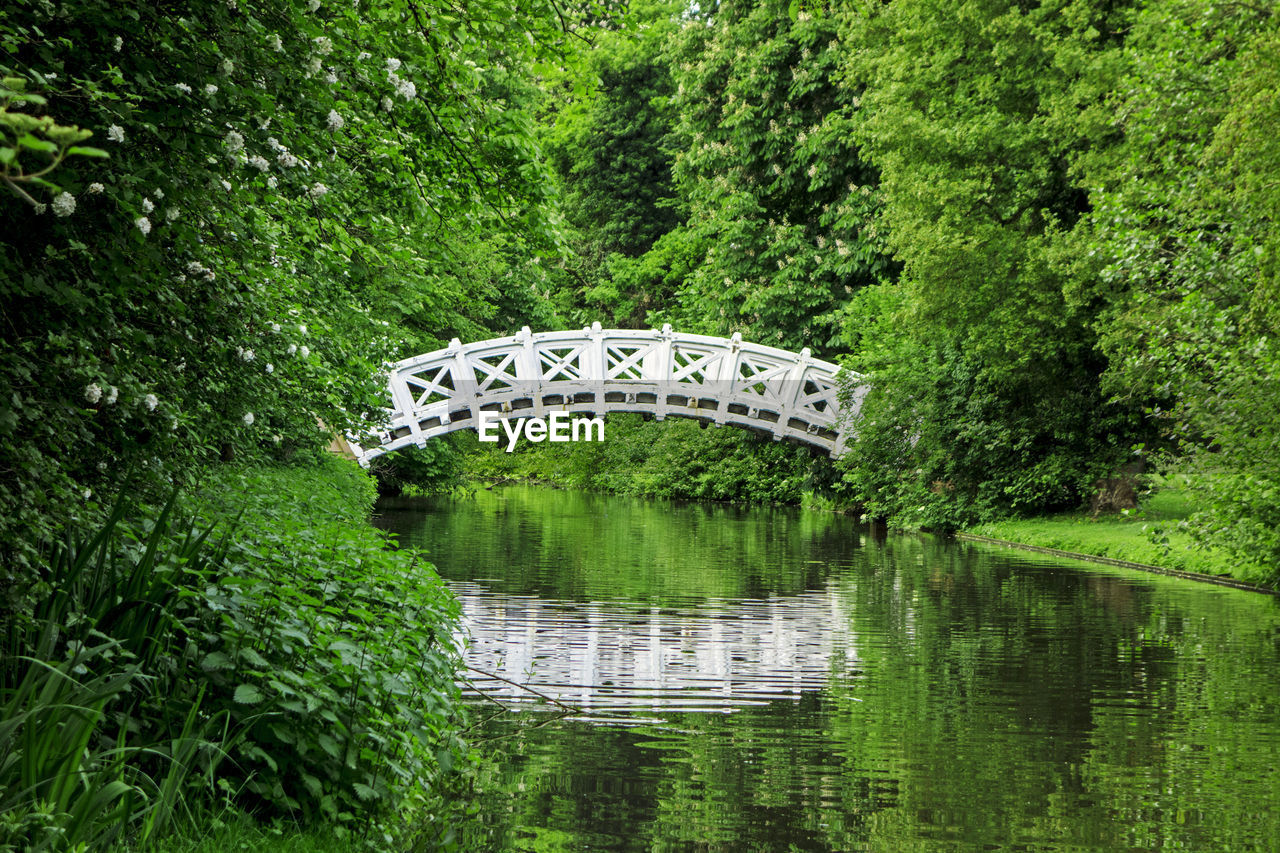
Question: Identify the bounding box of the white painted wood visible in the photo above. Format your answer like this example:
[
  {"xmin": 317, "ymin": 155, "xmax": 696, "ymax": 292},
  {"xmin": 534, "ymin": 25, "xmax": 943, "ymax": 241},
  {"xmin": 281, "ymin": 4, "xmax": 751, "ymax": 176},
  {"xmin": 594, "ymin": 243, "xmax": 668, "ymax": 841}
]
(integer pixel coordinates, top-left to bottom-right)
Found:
[{"xmin": 349, "ymin": 327, "xmax": 865, "ymax": 465}]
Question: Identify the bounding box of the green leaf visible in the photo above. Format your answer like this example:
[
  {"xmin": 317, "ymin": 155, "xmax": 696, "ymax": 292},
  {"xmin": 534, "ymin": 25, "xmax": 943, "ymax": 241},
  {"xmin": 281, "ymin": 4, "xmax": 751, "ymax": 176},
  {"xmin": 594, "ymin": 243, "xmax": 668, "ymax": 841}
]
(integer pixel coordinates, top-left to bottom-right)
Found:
[
  {"xmin": 17, "ymin": 133, "xmax": 56, "ymax": 153},
  {"xmin": 66, "ymin": 145, "xmax": 110, "ymax": 159},
  {"xmin": 199, "ymin": 650, "xmax": 233, "ymax": 671},
  {"xmin": 233, "ymin": 683, "xmax": 264, "ymax": 704}
]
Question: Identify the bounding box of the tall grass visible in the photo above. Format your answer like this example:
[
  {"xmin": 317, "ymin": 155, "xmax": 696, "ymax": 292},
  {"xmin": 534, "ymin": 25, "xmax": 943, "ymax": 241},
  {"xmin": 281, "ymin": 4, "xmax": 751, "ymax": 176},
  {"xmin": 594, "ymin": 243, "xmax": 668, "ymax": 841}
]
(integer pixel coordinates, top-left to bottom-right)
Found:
[{"xmin": 0, "ymin": 494, "xmax": 230, "ymax": 851}]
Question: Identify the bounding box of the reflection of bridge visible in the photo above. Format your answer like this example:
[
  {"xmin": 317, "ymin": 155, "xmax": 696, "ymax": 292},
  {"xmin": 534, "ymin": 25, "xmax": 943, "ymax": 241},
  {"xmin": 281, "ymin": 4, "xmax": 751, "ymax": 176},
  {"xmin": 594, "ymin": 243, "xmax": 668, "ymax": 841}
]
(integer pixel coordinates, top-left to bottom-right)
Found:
[
  {"xmin": 352, "ymin": 324, "xmax": 865, "ymax": 464},
  {"xmin": 453, "ymin": 582, "xmax": 861, "ymax": 711}
]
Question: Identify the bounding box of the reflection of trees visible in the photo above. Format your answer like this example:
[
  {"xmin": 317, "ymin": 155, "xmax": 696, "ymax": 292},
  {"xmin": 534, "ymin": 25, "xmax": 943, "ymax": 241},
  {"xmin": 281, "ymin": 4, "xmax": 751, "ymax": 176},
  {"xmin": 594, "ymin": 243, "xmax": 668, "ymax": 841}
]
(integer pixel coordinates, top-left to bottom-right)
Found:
[
  {"xmin": 385, "ymin": 486, "xmax": 1280, "ymax": 851},
  {"xmin": 377, "ymin": 485, "xmax": 866, "ymax": 604}
]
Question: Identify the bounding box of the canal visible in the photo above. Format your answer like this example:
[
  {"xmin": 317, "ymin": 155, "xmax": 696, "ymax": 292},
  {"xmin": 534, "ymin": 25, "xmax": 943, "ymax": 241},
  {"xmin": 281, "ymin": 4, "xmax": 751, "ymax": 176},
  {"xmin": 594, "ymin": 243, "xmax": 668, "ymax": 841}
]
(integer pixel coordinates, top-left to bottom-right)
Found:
[{"xmin": 376, "ymin": 484, "xmax": 1280, "ymax": 851}]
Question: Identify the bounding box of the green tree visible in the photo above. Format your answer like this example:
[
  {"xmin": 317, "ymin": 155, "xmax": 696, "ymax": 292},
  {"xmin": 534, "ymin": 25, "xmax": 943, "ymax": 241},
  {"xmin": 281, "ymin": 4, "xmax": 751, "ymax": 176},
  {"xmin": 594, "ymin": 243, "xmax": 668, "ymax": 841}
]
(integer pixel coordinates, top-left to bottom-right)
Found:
[
  {"xmin": 631, "ymin": 0, "xmax": 891, "ymax": 351},
  {"xmin": 1069, "ymin": 0, "xmax": 1280, "ymax": 578},
  {"xmin": 835, "ymin": 0, "xmax": 1147, "ymax": 527}
]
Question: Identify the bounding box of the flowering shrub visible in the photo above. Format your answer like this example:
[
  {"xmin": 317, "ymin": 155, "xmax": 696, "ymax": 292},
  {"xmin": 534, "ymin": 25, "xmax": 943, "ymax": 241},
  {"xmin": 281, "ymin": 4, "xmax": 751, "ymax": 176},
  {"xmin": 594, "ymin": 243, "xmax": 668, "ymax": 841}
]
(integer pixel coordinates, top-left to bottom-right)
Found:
[{"xmin": 0, "ymin": 0, "xmax": 586, "ymax": 589}]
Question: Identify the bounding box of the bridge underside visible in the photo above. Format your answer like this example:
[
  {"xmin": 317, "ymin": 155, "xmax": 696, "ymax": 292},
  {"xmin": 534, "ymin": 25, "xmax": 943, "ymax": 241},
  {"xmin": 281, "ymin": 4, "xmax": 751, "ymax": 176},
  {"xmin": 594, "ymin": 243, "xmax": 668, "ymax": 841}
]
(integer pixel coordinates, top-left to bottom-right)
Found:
[{"xmin": 351, "ymin": 325, "xmax": 864, "ymax": 465}]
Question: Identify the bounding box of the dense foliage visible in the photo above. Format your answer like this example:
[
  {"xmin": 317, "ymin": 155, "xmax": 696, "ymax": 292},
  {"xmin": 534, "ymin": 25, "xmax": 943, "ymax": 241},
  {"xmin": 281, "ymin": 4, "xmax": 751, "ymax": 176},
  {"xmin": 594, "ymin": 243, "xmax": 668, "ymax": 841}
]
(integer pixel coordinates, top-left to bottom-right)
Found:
[
  {"xmin": 0, "ymin": 457, "xmax": 467, "ymax": 849},
  {"xmin": 0, "ymin": 0, "xmax": 586, "ymax": 583},
  {"xmin": 521, "ymin": 0, "xmax": 1278, "ymax": 581},
  {"xmin": 465, "ymin": 414, "xmax": 834, "ymax": 504}
]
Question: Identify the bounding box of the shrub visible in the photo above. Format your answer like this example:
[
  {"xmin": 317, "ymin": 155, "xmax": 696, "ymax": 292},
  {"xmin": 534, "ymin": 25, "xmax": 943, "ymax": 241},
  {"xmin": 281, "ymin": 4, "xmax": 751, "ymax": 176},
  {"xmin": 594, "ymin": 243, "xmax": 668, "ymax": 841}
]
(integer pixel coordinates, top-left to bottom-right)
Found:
[{"xmin": 0, "ymin": 457, "xmax": 468, "ymax": 850}]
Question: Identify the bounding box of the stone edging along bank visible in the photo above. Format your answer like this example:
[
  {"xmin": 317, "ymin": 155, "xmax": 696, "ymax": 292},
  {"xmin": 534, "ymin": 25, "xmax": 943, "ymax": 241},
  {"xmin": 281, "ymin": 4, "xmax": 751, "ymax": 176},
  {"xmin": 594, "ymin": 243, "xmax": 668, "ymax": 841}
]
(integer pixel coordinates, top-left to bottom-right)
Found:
[{"xmin": 954, "ymin": 532, "xmax": 1279, "ymax": 596}]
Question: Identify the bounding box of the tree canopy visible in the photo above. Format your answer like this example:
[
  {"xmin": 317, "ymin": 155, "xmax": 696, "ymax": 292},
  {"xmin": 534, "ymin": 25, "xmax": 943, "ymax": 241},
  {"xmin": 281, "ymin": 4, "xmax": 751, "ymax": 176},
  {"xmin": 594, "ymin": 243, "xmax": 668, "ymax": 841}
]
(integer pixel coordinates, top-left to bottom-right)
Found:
[{"xmin": 5, "ymin": 0, "xmax": 1279, "ymax": 583}]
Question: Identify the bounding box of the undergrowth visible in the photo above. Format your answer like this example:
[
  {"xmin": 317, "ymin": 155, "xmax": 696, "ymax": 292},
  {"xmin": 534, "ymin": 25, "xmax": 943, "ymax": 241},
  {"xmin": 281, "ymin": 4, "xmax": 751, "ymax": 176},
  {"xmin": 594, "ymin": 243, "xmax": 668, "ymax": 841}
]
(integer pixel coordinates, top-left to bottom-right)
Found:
[{"xmin": 0, "ymin": 455, "xmax": 469, "ymax": 851}]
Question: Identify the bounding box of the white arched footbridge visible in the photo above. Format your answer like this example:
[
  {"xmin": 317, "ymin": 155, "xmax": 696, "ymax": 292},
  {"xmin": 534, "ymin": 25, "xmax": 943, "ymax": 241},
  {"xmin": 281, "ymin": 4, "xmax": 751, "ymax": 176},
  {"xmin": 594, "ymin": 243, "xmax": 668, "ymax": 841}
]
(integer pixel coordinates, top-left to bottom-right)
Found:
[{"xmin": 351, "ymin": 324, "xmax": 864, "ymax": 465}]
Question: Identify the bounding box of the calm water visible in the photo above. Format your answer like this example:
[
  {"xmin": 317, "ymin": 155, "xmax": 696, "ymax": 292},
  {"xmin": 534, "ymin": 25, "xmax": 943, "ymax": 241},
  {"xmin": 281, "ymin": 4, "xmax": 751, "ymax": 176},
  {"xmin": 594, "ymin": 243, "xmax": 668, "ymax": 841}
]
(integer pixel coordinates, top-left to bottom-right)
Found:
[{"xmin": 376, "ymin": 485, "xmax": 1280, "ymax": 852}]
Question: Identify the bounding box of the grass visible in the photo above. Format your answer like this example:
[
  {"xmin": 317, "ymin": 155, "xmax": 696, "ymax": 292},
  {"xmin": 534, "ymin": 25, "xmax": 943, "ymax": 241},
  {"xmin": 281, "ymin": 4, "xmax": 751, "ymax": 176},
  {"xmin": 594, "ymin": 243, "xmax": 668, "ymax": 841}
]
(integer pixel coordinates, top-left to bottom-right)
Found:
[
  {"xmin": 964, "ymin": 484, "xmax": 1248, "ymax": 580},
  {"xmin": 138, "ymin": 813, "xmax": 365, "ymax": 853}
]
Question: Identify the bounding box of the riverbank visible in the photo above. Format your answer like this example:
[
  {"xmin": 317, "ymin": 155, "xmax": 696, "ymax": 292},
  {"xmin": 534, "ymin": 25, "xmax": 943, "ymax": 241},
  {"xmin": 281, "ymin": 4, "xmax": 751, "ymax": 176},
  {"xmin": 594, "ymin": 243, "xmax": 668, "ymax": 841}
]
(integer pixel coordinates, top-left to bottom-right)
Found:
[{"xmin": 961, "ymin": 485, "xmax": 1274, "ymax": 590}]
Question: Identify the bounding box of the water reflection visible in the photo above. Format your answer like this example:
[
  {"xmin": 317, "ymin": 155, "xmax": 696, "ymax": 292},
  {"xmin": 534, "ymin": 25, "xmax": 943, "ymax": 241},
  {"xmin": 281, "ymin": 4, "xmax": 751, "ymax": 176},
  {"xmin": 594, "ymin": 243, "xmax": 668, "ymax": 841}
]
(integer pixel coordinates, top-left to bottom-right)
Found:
[
  {"xmin": 456, "ymin": 581, "xmax": 860, "ymax": 710},
  {"xmin": 378, "ymin": 485, "xmax": 1280, "ymax": 852}
]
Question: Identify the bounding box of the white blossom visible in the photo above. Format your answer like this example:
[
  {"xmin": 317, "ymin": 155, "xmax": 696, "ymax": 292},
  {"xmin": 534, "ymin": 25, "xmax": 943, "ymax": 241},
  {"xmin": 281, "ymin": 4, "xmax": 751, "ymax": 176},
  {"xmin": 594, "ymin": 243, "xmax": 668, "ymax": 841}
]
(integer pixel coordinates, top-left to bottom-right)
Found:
[
  {"xmin": 308, "ymin": 0, "xmax": 320, "ymax": 10},
  {"xmin": 287, "ymin": 344, "xmax": 298, "ymax": 355},
  {"xmin": 98, "ymin": 461, "xmax": 108, "ymax": 472},
  {"xmin": 135, "ymin": 216, "xmax": 151, "ymax": 235},
  {"xmin": 299, "ymin": 345, "xmax": 310, "ymax": 358},
  {"xmin": 224, "ymin": 130, "xmax": 244, "ymax": 153},
  {"xmin": 381, "ymin": 96, "xmax": 393, "ymax": 112},
  {"xmin": 240, "ymin": 347, "xmax": 255, "ymax": 362},
  {"xmin": 307, "ymin": 182, "xmax": 328, "ymax": 199},
  {"xmin": 270, "ymin": 322, "xmax": 281, "ymax": 333},
  {"xmin": 248, "ymin": 154, "xmax": 270, "ymax": 171},
  {"xmin": 242, "ymin": 412, "xmax": 255, "ymax": 426},
  {"xmin": 174, "ymin": 82, "xmax": 192, "ymax": 94},
  {"xmin": 142, "ymin": 393, "xmax": 158, "ymax": 411},
  {"xmin": 221, "ymin": 58, "xmax": 234, "ymax": 75},
  {"xmin": 306, "ymin": 55, "xmax": 322, "ymax": 75},
  {"xmin": 299, "ymin": 324, "xmax": 307, "ymax": 334},
  {"xmin": 204, "ymin": 84, "xmax": 218, "ymax": 95},
  {"xmin": 153, "ymin": 188, "xmax": 163, "ymax": 199},
  {"xmin": 141, "ymin": 197, "xmax": 154, "ymax": 213},
  {"xmin": 313, "ymin": 36, "xmax": 333, "ymax": 55},
  {"xmin": 83, "ymin": 488, "xmax": 92, "ymax": 500},
  {"xmin": 394, "ymin": 76, "xmax": 416, "ymax": 100},
  {"xmin": 326, "ymin": 109, "xmax": 344, "ymax": 131},
  {"xmin": 386, "ymin": 57, "xmax": 401, "ymax": 72},
  {"xmin": 220, "ymin": 179, "xmax": 232, "ymax": 191},
  {"xmin": 108, "ymin": 125, "xmax": 125, "ymax": 143},
  {"xmin": 277, "ymin": 151, "xmax": 298, "ymax": 168},
  {"xmin": 323, "ymin": 71, "xmax": 337, "ymax": 85},
  {"xmin": 266, "ymin": 175, "xmax": 278, "ymax": 189},
  {"xmin": 33, "ymin": 203, "xmax": 46, "ymax": 215},
  {"xmin": 105, "ymin": 386, "xmax": 118, "ymax": 404},
  {"xmin": 166, "ymin": 207, "xmax": 180, "ymax": 221},
  {"xmin": 265, "ymin": 363, "xmax": 274, "ymax": 374},
  {"xmin": 357, "ymin": 51, "xmax": 371, "ymax": 61},
  {"xmin": 84, "ymin": 383, "xmax": 102, "ymax": 404},
  {"xmin": 52, "ymin": 192, "xmax": 76, "ymax": 217},
  {"xmin": 87, "ymin": 182, "xmax": 104, "ymax": 194},
  {"xmin": 113, "ymin": 35, "xmax": 123, "ymax": 52}
]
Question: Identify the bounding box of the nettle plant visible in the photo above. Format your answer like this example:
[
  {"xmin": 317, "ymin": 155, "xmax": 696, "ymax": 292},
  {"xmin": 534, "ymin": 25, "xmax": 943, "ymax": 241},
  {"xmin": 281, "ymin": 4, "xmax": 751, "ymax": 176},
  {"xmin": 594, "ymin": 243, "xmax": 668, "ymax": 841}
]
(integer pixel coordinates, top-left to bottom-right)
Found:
[{"xmin": 0, "ymin": 0, "xmax": 582, "ymax": 581}]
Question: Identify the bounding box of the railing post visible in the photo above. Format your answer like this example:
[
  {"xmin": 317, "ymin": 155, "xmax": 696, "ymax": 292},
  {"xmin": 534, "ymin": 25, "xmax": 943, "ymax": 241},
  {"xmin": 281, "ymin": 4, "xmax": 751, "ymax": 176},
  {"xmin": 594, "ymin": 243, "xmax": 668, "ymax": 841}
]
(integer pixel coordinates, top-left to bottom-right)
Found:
[
  {"xmin": 712, "ymin": 332, "xmax": 743, "ymax": 425},
  {"xmin": 448, "ymin": 337, "xmax": 480, "ymax": 427},
  {"xmin": 653, "ymin": 324, "xmax": 675, "ymax": 420},
  {"xmin": 587, "ymin": 322, "xmax": 606, "ymax": 406},
  {"xmin": 776, "ymin": 347, "xmax": 811, "ymax": 441}
]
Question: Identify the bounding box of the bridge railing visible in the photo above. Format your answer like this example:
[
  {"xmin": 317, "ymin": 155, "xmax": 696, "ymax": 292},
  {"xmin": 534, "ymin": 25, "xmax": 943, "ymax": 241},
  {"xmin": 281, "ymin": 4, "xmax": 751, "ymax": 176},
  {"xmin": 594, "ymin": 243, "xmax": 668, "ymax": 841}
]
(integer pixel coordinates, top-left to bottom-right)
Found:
[{"xmin": 354, "ymin": 323, "xmax": 865, "ymax": 464}]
